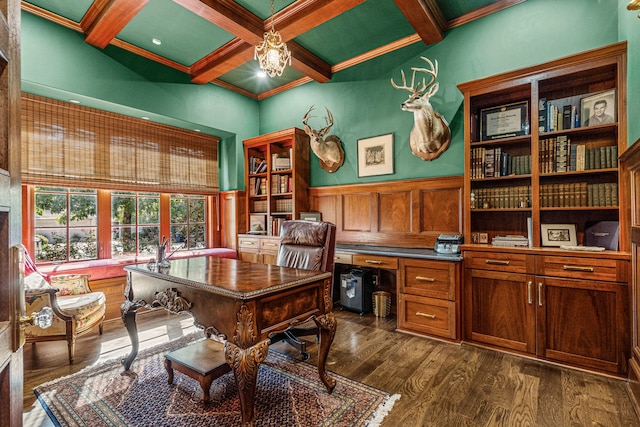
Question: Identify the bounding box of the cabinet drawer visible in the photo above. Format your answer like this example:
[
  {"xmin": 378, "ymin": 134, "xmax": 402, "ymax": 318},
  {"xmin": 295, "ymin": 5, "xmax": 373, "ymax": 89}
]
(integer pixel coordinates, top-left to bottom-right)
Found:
[
  {"xmin": 333, "ymin": 251, "xmax": 353, "ymax": 265},
  {"xmin": 398, "ymin": 293, "xmax": 456, "ymax": 340},
  {"xmin": 399, "ymin": 259, "xmax": 457, "ymax": 300},
  {"xmin": 537, "ymin": 255, "xmax": 622, "ymax": 282},
  {"xmin": 238, "ymin": 236, "xmax": 260, "ymax": 249},
  {"xmin": 352, "ymin": 254, "xmax": 398, "ymax": 270},
  {"xmin": 259, "ymin": 238, "xmax": 280, "ymax": 253},
  {"xmin": 464, "ymin": 251, "xmax": 532, "ymax": 274}
]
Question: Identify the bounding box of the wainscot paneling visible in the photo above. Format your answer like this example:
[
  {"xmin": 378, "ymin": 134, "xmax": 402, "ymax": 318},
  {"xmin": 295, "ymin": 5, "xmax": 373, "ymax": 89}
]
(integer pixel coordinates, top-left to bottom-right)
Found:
[{"xmin": 309, "ymin": 176, "xmax": 464, "ymax": 248}]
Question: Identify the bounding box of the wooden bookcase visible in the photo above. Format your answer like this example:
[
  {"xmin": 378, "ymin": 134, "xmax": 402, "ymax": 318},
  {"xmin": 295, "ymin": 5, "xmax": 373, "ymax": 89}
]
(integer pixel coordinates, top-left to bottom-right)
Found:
[
  {"xmin": 458, "ymin": 42, "xmax": 628, "ymax": 251},
  {"xmin": 242, "ymin": 127, "xmax": 310, "ymax": 236}
]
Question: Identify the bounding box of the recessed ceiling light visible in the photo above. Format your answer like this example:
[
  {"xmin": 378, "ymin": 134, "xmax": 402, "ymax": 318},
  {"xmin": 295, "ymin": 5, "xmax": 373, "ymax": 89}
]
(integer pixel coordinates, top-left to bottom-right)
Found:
[
  {"xmin": 152, "ymin": 38, "xmax": 162, "ymax": 46},
  {"xmin": 257, "ymin": 70, "xmax": 267, "ymax": 78},
  {"xmin": 69, "ymin": 99, "xmax": 80, "ymax": 104},
  {"xmin": 141, "ymin": 116, "xmax": 150, "ymax": 120},
  {"xmin": 194, "ymin": 129, "xmax": 201, "ymax": 132}
]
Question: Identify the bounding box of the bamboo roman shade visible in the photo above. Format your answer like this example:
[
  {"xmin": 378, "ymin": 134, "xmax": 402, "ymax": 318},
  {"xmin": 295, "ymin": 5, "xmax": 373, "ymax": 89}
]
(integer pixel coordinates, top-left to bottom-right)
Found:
[{"xmin": 21, "ymin": 93, "xmax": 219, "ymax": 193}]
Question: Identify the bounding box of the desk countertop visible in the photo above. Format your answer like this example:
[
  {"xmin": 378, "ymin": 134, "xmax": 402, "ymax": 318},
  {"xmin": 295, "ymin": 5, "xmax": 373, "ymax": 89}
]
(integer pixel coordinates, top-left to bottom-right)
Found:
[{"xmin": 336, "ymin": 244, "xmax": 462, "ymax": 262}]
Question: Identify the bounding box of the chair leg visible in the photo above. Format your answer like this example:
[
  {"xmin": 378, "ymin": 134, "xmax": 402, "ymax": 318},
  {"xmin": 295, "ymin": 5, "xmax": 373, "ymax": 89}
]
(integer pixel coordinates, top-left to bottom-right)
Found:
[
  {"xmin": 67, "ymin": 336, "xmax": 76, "ymax": 363},
  {"xmin": 99, "ymin": 320, "xmax": 104, "ymax": 335}
]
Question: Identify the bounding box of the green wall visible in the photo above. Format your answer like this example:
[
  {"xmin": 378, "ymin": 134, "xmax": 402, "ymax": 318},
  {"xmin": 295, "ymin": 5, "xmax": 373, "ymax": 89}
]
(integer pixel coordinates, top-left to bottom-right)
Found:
[
  {"xmin": 21, "ymin": 0, "xmax": 634, "ymax": 191},
  {"xmin": 260, "ymin": 0, "xmax": 620, "ymax": 187}
]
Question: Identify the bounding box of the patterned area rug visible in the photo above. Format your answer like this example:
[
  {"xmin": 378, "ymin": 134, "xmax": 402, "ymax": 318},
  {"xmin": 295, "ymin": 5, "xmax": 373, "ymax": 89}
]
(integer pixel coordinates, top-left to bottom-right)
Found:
[{"xmin": 34, "ymin": 334, "xmax": 400, "ymax": 427}]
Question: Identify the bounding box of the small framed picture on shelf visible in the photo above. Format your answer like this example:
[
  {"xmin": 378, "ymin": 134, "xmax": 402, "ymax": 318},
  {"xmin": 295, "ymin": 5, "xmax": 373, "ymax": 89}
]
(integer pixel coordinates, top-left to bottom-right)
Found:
[
  {"xmin": 480, "ymin": 101, "xmax": 529, "ymax": 141},
  {"xmin": 357, "ymin": 133, "xmax": 394, "ymax": 177},
  {"xmin": 300, "ymin": 212, "xmax": 322, "ymax": 221},
  {"xmin": 540, "ymin": 223, "xmax": 577, "ymax": 247},
  {"xmin": 580, "ymin": 89, "xmax": 616, "ymax": 127}
]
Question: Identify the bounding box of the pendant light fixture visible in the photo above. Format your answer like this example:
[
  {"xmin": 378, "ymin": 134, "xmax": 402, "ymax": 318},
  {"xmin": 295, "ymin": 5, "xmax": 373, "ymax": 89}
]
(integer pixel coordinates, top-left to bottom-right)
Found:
[{"xmin": 254, "ymin": 0, "xmax": 291, "ymax": 77}]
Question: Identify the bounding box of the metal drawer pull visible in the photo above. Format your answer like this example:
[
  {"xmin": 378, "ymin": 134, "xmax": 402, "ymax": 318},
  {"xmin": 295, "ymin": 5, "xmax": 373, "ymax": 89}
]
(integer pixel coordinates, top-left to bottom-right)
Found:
[
  {"xmin": 538, "ymin": 283, "xmax": 543, "ymax": 307},
  {"xmin": 486, "ymin": 259, "xmax": 510, "ymax": 265},
  {"xmin": 263, "ymin": 243, "xmax": 277, "ymax": 248},
  {"xmin": 416, "ymin": 312, "xmax": 436, "ymax": 319},
  {"xmin": 365, "ymin": 259, "xmax": 382, "ymax": 264},
  {"xmin": 563, "ymin": 265, "xmax": 594, "ymax": 272},
  {"xmin": 416, "ymin": 276, "xmax": 436, "ymax": 282},
  {"xmin": 527, "ymin": 281, "xmax": 533, "ymax": 305}
]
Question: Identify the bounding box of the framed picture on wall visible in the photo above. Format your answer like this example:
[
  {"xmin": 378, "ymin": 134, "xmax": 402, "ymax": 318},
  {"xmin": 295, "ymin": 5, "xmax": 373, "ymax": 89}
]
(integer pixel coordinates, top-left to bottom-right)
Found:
[{"xmin": 357, "ymin": 133, "xmax": 394, "ymax": 177}]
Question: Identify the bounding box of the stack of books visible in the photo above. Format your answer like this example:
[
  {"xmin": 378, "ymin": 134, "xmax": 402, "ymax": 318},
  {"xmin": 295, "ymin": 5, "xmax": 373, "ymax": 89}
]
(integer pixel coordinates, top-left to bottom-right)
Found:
[{"xmin": 491, "ymin": 235, "xmax": 530, "ymax": 247}]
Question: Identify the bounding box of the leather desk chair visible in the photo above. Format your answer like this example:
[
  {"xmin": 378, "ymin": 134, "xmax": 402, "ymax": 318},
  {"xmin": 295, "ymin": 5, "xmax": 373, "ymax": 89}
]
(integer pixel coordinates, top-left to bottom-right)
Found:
[{"xmin": 271, "ymin": 220, "xmax": 337, "ymax": 359}]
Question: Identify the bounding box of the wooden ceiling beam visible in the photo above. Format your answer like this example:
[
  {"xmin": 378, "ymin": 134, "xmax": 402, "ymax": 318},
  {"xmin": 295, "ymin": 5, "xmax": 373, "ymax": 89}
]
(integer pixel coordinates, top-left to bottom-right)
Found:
[
  {"xmin": 185, "ymin": 0, "xmax": 348, "ymax": 84},
  {"xmin": 274, "ymin": 0, "xmax": 367, "ymax": 41},
  {"xmin": 173, "ymin": 0, "xmax": 265, "ymax": 45},
  {"xmin": 393, "ymin": 0, "xmax": 445, "ymax": 45},
  {"xmin": 190, "ymin": 39, "xmax": 255, "ymax": 85},
  {"xmin": 82, "ymin": 0, "xmax": 149, "ymax": 49},
  {"xmin": 288, "ymin": 41, "xmax": 332, "ymax": 83}
]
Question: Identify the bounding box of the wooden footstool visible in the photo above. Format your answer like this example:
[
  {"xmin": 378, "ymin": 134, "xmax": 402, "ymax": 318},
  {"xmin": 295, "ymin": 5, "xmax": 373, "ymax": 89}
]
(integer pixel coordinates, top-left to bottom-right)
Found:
[{"xmin": 164, "ymin": 338, "xmax": 231, "ymax": 403}]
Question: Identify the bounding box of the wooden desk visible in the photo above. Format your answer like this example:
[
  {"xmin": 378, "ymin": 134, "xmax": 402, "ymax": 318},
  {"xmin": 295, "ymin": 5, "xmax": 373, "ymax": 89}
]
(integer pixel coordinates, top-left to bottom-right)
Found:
[{"xmin": 121, "ymin": 256, "xmax": 335, "ymax": 426}]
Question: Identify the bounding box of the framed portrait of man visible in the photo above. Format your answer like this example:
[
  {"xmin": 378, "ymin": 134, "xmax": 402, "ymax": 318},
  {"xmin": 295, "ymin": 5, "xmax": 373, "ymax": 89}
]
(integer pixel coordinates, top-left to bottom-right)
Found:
[{"xmin": 580, "ymin": 89, "xmax": 616, "ymax": 127}]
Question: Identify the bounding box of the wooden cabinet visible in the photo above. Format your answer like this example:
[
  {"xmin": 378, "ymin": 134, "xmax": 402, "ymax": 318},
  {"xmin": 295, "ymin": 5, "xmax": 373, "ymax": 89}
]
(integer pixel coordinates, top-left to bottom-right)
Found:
[
  {"xmin": 458, "ymin": 42, "xmax": 628, "ymax": 250},
  {"xmin": 463, "ymin": 248, "xmax": 629, "ymax": 375},
  {"xmin": 397, "ymin": 258, "xmax": 461, "ymax": 341},
  {"xmin": 619, "ymin": 137, "xmax": 640, "ymax": 411},
  {"xmin": 243, "ymin": 128, "xmax": 310, "ymax": 236},
  {"xmin": 237, "ymin": 234, "xmax": 280, "ymax": 265},
  {"xmin": 90, "ymin": 276, "xmax": 126, "ymax": 322}
]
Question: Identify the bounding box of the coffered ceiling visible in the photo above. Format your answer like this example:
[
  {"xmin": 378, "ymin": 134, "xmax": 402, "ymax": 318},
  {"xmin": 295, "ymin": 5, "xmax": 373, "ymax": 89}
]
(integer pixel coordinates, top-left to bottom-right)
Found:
[{"xmin": 22, "ymin": 0, "xmax": 525, "ymax": 99}]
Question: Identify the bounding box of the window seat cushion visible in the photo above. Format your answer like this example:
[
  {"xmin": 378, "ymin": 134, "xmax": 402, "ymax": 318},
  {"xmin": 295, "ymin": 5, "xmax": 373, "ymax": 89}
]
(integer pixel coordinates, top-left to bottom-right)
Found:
[{"xmin": 38, "ymin": 248, "xmax": 237, "ymax": 281}]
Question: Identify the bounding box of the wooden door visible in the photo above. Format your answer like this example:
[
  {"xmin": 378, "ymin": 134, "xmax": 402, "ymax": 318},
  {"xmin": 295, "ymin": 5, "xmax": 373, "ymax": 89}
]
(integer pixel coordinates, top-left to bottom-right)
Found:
[
  {"xmin": 537, "ymin": 276, "xmax": 627, "ymax": 374},
  {"xmin": 464, "ymin": 269, "xmax": 536, "ymax": 354},
  {"xmin": 0, "ymin": 0, "xmax": 23, "ymax": 425}
]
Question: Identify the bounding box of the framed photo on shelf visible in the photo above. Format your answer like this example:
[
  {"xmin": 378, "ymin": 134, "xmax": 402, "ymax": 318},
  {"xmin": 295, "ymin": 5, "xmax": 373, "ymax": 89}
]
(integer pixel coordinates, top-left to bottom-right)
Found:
[
  {"xmin": 480, "ymin": 101, "xmax": 529, "ymax": 141},
  {"xmin": 580, "ymin": 89, "xmax": 616, "ymax": 127},
  {"xmin": 300, "ymin": 212, "xmax": 322, "ymax": 221},
  {"xmin": 357, "ymin": 133, "xmax": 394, "ymax": 177},
  {"xmin": 540, "ymin": 223, "xmax": 577, "ymax": 247}
]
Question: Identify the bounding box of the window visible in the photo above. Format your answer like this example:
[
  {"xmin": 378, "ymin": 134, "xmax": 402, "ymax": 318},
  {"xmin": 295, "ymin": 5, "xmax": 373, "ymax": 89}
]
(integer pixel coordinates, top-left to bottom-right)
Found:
[
  {"xmin": 34, "ymin": 187, "xmax": 98, "ymax": 262},
  {"xmin": 111, "ymin": 192, "xmax": 160, "ymax": 258},
  {"xmin": 170, "ymin": 194, "xmax": 206, "ymax": 250}
]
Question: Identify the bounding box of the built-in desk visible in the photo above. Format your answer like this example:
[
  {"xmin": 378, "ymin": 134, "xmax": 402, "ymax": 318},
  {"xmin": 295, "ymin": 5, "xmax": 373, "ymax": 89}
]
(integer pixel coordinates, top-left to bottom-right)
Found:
[{"xmin": 334, "ymin": 244, "xmax": 462, "ymax": 342}]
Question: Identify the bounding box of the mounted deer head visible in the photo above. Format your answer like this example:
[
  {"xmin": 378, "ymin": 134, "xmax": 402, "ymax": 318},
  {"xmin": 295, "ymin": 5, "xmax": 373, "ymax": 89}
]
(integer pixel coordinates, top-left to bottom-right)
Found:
[
  {"xmin": 302, "ymin": 106, "xmax": 344, "ymax": 173},
  {"xmin": 391, "ymin": 56, "xmax": 451, "ymax": 161}
]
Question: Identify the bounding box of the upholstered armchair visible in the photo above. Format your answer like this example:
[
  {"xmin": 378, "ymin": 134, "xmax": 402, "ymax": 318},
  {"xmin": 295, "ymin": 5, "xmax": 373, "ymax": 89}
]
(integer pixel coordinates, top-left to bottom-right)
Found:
[
  {"xmin": 271, "ymin": 220, "xmax": 337, "ymax": 358},
  {"xmin": 24, "ymin": 270, "xmax": 106, "ymax": 363}
]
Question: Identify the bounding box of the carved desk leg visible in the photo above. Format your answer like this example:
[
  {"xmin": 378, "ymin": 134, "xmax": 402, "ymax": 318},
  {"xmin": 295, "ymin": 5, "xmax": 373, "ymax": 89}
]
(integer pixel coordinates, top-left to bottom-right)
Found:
[
  {"xmin": 121, "ymin": 299, "xmax": 145, "ymax": 370},
  {"xmin": 314, "ymin": 311, "xmax": 337, "ymax": 393},
  {"xmin": 224, "ymin": 304, "xmax": 270, "ymax": 426}
]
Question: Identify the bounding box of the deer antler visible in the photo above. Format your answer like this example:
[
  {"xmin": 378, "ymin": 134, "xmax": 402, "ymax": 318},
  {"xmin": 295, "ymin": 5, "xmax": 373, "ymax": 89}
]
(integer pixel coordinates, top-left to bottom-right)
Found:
[
  {"xmin": 302, "ymin": 105, "xmax": 316, "ymax": 135},
  {"xmin": 391, "ymin": 57, "xmax": 439, "ymax": 95},
  {"xmin": 411, "ymin": 57, "xmax": 438, "ymax": 94},
  {"xmin": 320, "ymin": 107, "xmax": 334, "ymax": 137}
]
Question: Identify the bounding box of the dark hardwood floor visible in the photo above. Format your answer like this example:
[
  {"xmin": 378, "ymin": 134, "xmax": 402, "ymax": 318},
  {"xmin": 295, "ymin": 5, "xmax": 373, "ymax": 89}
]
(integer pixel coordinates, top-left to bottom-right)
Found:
[{"xmin": 23, "ymin": 308, "xmax": 640, "ymax": 426}]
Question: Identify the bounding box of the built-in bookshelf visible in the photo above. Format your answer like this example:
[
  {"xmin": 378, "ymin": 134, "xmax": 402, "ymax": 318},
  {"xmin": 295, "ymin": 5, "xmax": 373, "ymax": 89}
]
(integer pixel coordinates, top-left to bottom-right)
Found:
[
  {"xmin": 458, "ymin": 42, "xmax": 628, "ymax": 249},
  {"xmin": 243, "ymin": 128, "xmax": 310, "ymax": 236}
]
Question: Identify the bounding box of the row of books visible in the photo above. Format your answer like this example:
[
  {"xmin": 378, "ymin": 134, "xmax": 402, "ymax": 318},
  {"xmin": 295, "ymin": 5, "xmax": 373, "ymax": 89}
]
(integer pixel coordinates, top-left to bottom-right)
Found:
[
  {"xmin": 248, "ymin": 177, "xmax": 268, "ymax": 196},
  {"xmin": 271, "ymin": 174, "xmax": 292, "ymax": 194},
  {"xmin": 540, "ymin": 182, "xmax": 618, "ymax": 208},
  {"xmin": 251, "ymin": 198, "xmax": 293, "ymax": 213},
  {"xmin": 271, "ymin": 149, "xmax": 292, "ymax": 171},
  {"xmin": 539, "ymin": 137, "xmax": 617, "ymax": 173},
  {"xmin": 248, "ymin": 156, "xmax": 267, "ymax": 174},
  {"xmin": 273, "ymin": 199, "xmax": 293, "ymax": 213},
  {"xmin": 491, "ymin": 235, "xmax": 530, "ymax": 247},
  {"xmin": 270, "ymin": 216, "xmax": 286, "ymax": 236},
  {"xmin": 539, "ymin": 97, "xmax": 581, "ymax": 133},
  {"xmin": 470, "ymin": 185, "xmax": 532, "ymax": 210},
  {"xmin": 470, "ymin": 146, "xmax": 532, "ymax": 178}
]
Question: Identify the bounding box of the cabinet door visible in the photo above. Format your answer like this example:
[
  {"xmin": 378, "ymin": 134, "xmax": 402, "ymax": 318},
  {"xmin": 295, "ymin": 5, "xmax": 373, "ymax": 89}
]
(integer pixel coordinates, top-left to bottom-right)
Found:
[
  {"xmin": 464, "ymin": 269, "xmax": 536, "ymax": 354},
  {"xmin": 238, "ymin": 250, "xmax": 260, "ymax": 263},
  {"xmin": 537, "ymin": 276, "xmax": 627, "ymax": 374}
]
